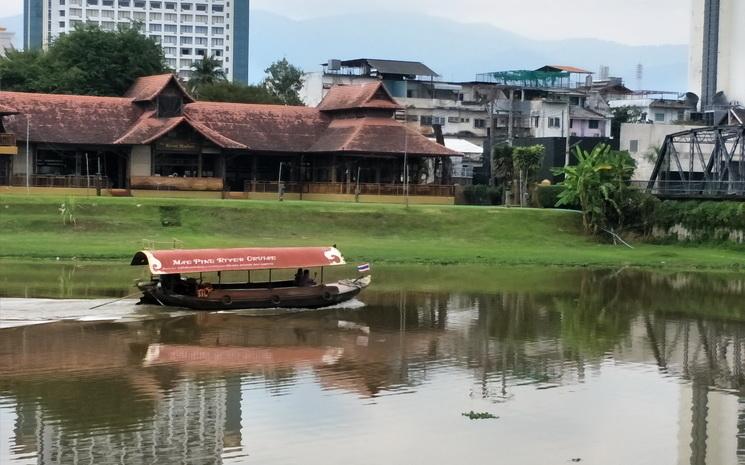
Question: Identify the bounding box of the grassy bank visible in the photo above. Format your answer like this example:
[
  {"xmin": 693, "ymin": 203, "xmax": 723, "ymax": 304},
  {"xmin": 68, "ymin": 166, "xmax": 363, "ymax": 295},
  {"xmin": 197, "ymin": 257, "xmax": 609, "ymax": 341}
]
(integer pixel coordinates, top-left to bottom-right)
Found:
[{"xmin": 1, "ymin": 195, "xmax": 744, "ymax": 269}]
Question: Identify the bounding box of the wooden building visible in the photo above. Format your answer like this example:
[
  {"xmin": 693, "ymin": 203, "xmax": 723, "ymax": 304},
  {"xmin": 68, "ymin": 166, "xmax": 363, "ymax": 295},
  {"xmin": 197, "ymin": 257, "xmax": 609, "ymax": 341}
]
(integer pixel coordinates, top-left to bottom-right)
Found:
[{"xmin": 0, "ymin": 74, "xmax": 459, "ymax": 202}]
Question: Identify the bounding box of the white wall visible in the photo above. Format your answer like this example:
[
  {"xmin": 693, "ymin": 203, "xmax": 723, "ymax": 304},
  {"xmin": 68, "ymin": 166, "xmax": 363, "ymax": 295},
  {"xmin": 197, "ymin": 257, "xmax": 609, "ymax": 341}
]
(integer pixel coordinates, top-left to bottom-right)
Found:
[
  {"xmin": 530, "ymin": 101, "xmax": 567, "ymax": 138},
  {"xmin": 619, "ymin": 123, "xmax": 701, "ymax": 180},
  {"xmin": 130, "ymin": 145, "xmax": 152, "ymax": 177}
]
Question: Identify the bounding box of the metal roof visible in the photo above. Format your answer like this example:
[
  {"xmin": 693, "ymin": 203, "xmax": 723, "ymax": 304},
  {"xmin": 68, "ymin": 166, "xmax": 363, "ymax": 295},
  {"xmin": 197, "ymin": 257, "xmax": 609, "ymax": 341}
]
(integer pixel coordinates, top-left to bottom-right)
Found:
[
  {"xmin": 536, "ymin": 65, "xmax": 594, "ymax": 74},
  {"xmin": 339, "ymin": 58, "xmax": 439, "ymax": 77}
]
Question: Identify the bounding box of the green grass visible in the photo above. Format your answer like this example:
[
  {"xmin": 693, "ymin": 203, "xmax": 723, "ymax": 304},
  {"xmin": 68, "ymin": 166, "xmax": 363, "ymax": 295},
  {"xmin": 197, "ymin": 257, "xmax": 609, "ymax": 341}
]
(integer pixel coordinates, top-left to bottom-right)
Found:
[{"xmin": 1, "ymin": 194, "xmax": 745, "ymax": 269}]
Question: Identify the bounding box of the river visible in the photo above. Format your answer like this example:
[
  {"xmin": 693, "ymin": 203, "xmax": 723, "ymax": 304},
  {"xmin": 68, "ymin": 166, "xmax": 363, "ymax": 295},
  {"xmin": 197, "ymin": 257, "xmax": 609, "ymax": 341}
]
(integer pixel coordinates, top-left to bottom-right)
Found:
[{"xmin": 0, "ymin": 262, "xmax": 743, "ymax": 464}]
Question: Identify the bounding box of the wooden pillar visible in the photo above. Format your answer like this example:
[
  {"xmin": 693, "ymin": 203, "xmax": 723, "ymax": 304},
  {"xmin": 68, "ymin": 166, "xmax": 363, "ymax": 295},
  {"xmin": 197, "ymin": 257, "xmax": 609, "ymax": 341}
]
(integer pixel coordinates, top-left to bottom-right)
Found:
[
  {"xmin": 375, "ymin": 162, "xmax": 381, "ymax": 184},
  {"xmin": 330, "ymin": 154, "xmax": 337, "ymax": 183},
  {"xmin": 197, "ymin": 152, "xmax": 203, "ymax": 177}
]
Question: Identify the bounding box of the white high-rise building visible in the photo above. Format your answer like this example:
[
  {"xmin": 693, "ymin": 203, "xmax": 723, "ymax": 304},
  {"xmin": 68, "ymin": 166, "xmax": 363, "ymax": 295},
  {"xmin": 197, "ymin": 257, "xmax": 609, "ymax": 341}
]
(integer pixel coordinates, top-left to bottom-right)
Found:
[
  {"xmin": 0, "ymin": 27, "xmax": 15, "ymax": 57},
  {"xmin": 23, "ymin": 0, "xmax": 250, "ymax": 83},
  {"xmin": 689, "ymin": 0, "xmax": 745, "ymax": 110}
]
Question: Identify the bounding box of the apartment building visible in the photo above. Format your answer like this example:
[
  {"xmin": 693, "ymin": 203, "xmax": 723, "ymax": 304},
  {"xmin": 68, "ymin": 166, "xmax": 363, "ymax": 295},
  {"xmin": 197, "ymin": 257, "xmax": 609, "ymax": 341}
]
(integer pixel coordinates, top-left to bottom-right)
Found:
[{"xmin": 23, "ymin": 0, "xmax": 249, "ymax": 82}]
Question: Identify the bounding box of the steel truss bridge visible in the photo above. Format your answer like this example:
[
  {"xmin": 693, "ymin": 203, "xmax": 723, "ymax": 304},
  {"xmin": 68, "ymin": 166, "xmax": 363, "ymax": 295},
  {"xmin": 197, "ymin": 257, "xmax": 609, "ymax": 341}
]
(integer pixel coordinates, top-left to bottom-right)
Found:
[{"xmin": 642, "ymin": 125, "xmax": 745, "ymax": 199}]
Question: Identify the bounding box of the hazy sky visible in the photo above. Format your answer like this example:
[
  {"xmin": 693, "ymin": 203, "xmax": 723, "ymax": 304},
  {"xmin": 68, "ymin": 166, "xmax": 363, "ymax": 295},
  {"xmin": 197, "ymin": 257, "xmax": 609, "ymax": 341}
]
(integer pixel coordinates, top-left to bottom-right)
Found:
[{"xmin": 1, "ymin": 0, "xmax": 691, "ymax": 46}]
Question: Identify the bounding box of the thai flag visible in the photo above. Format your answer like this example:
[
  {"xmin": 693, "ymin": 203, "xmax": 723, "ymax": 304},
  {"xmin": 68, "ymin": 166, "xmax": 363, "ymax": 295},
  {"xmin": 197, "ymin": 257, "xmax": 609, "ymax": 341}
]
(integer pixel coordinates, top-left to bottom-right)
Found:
[{"xmin": 357, "ymin": 263, "xmax": 371, "ymax": 273}]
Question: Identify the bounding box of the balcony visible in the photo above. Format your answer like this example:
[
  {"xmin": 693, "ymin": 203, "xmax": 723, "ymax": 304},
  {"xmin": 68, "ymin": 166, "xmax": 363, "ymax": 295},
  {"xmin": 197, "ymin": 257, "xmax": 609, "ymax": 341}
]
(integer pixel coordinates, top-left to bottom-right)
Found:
[{"xmin": 0, "ymin": 133, "xmax": 17, "ymax": 155}]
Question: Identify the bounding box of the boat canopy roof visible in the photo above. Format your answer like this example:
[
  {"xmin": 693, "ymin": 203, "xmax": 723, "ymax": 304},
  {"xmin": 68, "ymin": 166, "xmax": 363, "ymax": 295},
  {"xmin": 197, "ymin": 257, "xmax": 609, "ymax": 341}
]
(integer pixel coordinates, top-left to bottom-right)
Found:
[{"xmin": 131, "ymin": 247, "xmax": 346, "ymax": 275}]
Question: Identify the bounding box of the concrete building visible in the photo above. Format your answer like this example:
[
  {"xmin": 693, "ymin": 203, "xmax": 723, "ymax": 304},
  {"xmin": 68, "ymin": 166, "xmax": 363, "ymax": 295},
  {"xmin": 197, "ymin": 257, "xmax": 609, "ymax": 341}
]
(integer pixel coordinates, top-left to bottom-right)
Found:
[
  {"xmin": 0, "ymin": 27, "xmax": 15, "ymax": 57},
  {"xmin": 618, "ymin": 123, "xmax": 703, "ymax": 180},
  {"xmin": 608, "ymin": 92, "xmax": 698, "ymax": 125},
  {"xmin": 689, "ymin": 0, "xmax": 745, "ymax": 113},
  {"xmin": 22, "ymin": 0, "xmax": 249, "ymax": 83}
]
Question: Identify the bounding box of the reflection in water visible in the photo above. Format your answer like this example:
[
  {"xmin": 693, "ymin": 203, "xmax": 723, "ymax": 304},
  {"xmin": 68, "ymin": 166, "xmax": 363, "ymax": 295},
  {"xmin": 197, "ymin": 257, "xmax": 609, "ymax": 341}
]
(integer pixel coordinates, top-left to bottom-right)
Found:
[{"xmin": 0, "ymin": 268, "xmax": 743, "ymax": 464}]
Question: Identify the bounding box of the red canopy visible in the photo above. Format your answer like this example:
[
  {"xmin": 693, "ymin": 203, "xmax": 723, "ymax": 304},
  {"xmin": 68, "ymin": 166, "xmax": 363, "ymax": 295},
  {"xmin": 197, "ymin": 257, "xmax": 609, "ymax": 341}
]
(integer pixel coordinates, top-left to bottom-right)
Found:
[{"xmin": 131, "ymin": 247, "xmax": 346, "ymax": 275}]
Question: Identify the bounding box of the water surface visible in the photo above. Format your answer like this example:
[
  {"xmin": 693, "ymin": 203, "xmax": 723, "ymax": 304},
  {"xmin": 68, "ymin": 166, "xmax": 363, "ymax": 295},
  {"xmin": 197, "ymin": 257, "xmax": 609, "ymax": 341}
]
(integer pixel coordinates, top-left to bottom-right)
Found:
[{"xmin": 0, "ymin": 264, "xmax": 743, "ymax": 464}]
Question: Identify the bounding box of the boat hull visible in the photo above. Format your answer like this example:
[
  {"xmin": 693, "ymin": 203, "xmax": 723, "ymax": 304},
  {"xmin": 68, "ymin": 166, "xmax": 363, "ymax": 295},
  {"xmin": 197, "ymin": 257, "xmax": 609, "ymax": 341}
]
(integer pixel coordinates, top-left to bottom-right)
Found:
[{"xmin": 138, "ymin": 276, "xmax": 370, "ymax": 311}]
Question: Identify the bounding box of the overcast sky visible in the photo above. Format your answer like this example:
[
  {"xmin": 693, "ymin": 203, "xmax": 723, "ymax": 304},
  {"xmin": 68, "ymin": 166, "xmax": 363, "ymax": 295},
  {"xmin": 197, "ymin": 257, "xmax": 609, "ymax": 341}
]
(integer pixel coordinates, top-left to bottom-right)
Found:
[{"xmin": 2, "ymin": 0, "xmax": 691, "ymax": 46}]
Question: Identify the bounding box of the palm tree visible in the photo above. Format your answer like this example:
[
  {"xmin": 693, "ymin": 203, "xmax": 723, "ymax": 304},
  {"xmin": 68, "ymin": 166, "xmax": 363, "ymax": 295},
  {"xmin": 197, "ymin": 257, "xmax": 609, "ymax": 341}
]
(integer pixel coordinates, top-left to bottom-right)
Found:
[{"xmin": 189, "ymin": 55, "xmax": 226, "ymax": 97}]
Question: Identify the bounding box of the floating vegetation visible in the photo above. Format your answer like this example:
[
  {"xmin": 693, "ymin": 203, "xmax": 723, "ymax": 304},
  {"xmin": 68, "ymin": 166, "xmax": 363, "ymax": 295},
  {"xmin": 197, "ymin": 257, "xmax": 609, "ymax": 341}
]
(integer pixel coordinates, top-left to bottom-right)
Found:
[{"xmin": 461, "ymin": 411, "xmax": 499, "ymax": 420}]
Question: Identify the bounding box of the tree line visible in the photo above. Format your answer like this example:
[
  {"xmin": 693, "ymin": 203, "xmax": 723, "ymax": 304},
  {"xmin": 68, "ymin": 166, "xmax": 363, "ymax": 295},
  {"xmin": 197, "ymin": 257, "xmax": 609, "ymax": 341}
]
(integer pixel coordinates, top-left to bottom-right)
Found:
[{"xmin": 0, "ymin": 24, "xmax": 304, "ymax": 105}]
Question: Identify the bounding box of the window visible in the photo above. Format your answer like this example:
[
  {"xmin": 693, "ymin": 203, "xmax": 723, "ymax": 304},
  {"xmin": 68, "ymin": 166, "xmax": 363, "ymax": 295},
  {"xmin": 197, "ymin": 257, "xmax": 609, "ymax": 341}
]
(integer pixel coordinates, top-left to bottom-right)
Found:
[
  {"xmin": 165, "ymin": 2, "xmax": 176, "ymax": 9},
  {"xmin": 195, "ymin": 14, "xmax": 208, "ymax": 23},
  {"xmin": 117, "ymin": 10, "xmax": 130, "ymax": 19},
  {"xmin": 59, "ymin": 21, "xmax": 66, "ymax": 27},
  {"xmin": 59, "ymin": 10, "xmax": 66, "ymax": 16},
  {"xmin": 87, "ymin": 0, "xmax": 98, "ymax": 4},
  {"xmin": 163, "ymin": 46, "xmax": 177, "ymax": 54},
  {"xmin": 589, "ymin": 120, "xmax": 600, "ymax": 129},
  {"xmin": 149, "ymin": 34, "xmax": 161, "ymax": 42},
  {"xmin": 447, "ymin": 117, "xmax": 460, "ymax": 124},
  {"xmin": 164, "ymin": 24, "xmax": 177, "ymax": 32},
  {"xmin": 133, "ymin": 11, "xmax": 145, "ymax": 20},
  {"xmin": 101, "ymin": 9, "xmax": 114, "ymax": 17},
  {"xmin": 181, "ymin": 25, "xmax": 193, "ymax": 33},
  {"xmin": 196, "ymin": 3, "xmax": 207, "ymax": 11},
  {"xmin": 181, "ymin": 47, "xmax": 192, "ymax": 55},
  {"xmin": 102, "ymin": 0, "xmax": 113, "ymax": 5},
  {"xmin": 180, "ymin": 36, "xmax": 192, "ymax": 44},
  {"xmin": 212, "ymin": 27, "xmax": 223, "ymax": 34},
  {"xmin": 163, "ymin": 35, "xmax": 177, "ymax": 44},
  {"xmin": 60, "ymin": 0, "xmax": 66, "ymax": 4},
  {"xmin": 164, "ymin": 13, "xmax": 177, "ymax": 21},
  {"xmin": 149, "ymin": 23, "xmax": 161, "ymax": 32},
  {"xmin": 548, "ymin": 117, "xmax": 561, "ymax": 128},
  {"xmin": 677, "ymin": 110, "xmax": 685, "ymax": 121},
  {"xmin": 134, "ymin": 0, "xmax": 145, "ymax": 7},
  {"xmin": 87, "ymin": 9, "xmax": 99, "ymax": 17},
  {"xmin": 212, "ymin": 16, "xmax": 224, "ymax": 24},
  {"xmin": 195, "ymin": 26, "xmax": 207, "ymax": 34},
  {"xmin": 70, "ymin": 0, "xmax": 82, "ymax": 5},
  {"xmin": 474, "ymin": 119, "xmax": 486, "ymax": 129},
  {"xmin": 70, "ymin": 8, "xmax": 82, "ymax": 16},
  {"xmin": 149, "ymin": 12, "xmax": 161, "ymax": 20},
  {"xmin": 150, "ymin": 1, "xmax": 161, "ymax": 7},
  {"xmin": 181, "ymin": 14, "xmax": 193, "ymax": 22},
  {"xmin": 180, "ymin": 59, "xmax": 192, "ymax": 68},
  {"xmin": 533, "ymin": 116, "xmax": 539, "ymax": 127},
  {"xmin": 654, "ymin": 113, "xmax": 665, "ymax": 122},
  {"xmin": 213, "ymin": 49, "xmax": 222, "ymax": 57},
  {"xmin": 195, "ymin": 48, "xmax": 206, "ymax": 56},
  {"xmin": 195, "ymin": 36, "xmax": 207, "ymax": 45},
  {"xmin": 212, "ymin": 4, "xmax": 223, "ymax": 12},
  {"xmin": 211, "ymin": 38, "xmax": 223, "ymax": 46},
  {"xmin": 101, "ymin": 21, "xmax": 115, "ymax": 30},
  {"xmin": 166, "ymin": 58, "xmax": 177, "ymax": 67},
  {"xmin": 629, "ymin": 140, "xmax": 639, "ymax": 153},
  {"xmin": 118, "ymin": 0, "xmax": 130, "ymax": 6},
  {"xmin": 181, "ymin": 2, "xmax": 192, "ymax": 10}
]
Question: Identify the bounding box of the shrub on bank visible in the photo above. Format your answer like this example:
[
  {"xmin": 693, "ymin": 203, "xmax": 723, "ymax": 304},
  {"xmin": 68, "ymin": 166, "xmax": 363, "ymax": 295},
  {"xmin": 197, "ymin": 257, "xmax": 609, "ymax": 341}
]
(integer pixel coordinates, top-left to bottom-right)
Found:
[
  {"xmin": 534, "ymin": 185, "xmax": 566, "ymax": 209},
  {"xmin": 655, "ymin": 200, "xmax": 745, "ymax": 232},
  {"xmin": 463, "ymin": 185, "xmax": 503, "ymax": 205}
]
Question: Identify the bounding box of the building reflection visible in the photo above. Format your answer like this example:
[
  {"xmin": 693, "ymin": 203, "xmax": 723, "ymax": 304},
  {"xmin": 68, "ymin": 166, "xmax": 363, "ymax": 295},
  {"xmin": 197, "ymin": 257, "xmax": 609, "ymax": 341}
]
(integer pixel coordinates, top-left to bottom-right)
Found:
[{"xmin": 0, "ymin": 268, "xmax": 743, "ymax": 464}]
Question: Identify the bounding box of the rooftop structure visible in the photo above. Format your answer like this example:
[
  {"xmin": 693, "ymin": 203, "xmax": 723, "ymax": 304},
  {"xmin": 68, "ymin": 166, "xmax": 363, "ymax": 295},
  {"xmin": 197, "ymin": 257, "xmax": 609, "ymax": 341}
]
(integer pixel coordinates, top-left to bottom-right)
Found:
[
  {"xmin": 22, "ymin": 0, "xmax": 250, "ymax": 83},
  {"xmin": 475, "ymin": 66, "xmax": 593, "ymax": 89},
  {"xmin": 0, "ymin": 27, "xmax": 14, "ymax": 57}
]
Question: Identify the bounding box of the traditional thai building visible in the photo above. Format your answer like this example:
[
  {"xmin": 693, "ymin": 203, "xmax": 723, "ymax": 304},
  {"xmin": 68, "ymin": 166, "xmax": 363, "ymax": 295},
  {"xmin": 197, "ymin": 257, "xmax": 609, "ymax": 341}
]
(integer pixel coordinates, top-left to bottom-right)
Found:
[{"xmin": 0, "ymin": 74, "xmax": 459, "ymax": 202}]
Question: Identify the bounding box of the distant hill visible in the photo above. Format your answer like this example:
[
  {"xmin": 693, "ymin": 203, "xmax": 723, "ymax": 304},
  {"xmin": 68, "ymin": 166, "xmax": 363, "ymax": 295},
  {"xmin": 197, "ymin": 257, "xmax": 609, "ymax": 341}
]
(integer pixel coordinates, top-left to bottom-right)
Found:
[
  {"xmin": 0, "ymin": 10, "xmax": 689, "ymax": 91},
  {"xmin": 248, "ymin": 11, "xmax": 689, "ymax": 92}
]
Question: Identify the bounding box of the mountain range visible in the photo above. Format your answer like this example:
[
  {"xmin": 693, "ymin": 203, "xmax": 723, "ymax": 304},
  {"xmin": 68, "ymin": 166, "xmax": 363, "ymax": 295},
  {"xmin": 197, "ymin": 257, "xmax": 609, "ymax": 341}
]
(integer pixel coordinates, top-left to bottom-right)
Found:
[{"xmin": 0, "ymin": 10, "xmax": 690, "ymax": 91}]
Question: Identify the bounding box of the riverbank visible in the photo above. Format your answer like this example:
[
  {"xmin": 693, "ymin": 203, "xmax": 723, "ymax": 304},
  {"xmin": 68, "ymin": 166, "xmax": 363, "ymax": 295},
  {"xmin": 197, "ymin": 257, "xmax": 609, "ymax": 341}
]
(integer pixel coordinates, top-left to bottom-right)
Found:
[{"xmin": 1, "ymin": 195, "xmax": 744, "ymax": 269}]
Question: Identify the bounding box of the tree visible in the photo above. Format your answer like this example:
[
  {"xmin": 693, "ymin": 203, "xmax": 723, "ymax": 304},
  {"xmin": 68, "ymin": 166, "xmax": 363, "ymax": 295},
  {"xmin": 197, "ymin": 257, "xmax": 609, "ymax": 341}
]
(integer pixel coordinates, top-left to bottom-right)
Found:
[
  {"xmin": 189, "ymin": 55, "xmax": 226, "ymax": 97},
  {"xmin": 610, "ymin": 106, "xmax": 642, "ymax": 141},
  {"xmin": 512, "ymin": 145, "xmax": 545, "ymax": 207},
  {"xmin": 0, "ymin": 23, "xmax": 166, "ymax": 96},
  {"xmin": 196, "ymin": 81, "xmax": 284, "ymax": 104},
  {"xmin": 263, "ymin": 58, "xmax": 304, "ymax": 105},
  {"xmin": 555, "ymin": 143, "xmax": 636, "ymax": 234}
]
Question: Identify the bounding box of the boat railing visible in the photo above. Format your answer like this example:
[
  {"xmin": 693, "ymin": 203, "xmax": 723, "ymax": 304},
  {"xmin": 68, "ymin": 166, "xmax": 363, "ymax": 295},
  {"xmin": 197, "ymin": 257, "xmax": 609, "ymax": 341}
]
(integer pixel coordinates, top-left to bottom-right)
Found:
[{"xmin": 142, "ymin": 238, "xmax": 184, "ymax": 250}]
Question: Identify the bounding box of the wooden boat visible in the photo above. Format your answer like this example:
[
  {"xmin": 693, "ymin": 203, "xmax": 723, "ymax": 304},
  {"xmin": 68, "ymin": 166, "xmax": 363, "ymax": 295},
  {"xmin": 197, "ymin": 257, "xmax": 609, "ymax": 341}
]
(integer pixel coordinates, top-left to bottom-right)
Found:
[{"xmin": 130, "ymin": 246, "xmax": 371, "ymax": 311}]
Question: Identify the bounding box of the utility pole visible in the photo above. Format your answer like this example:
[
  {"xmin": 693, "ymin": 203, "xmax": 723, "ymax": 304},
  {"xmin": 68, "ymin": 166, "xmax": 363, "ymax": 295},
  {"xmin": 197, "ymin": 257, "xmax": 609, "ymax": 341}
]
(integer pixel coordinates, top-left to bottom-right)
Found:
[
  {"xmin": 564, "ymin": 101, "xmax": 572, "ymax": 167},
  {"xmin": 507, "ymin": 89, "xmax": 515, "ymax": 146}
]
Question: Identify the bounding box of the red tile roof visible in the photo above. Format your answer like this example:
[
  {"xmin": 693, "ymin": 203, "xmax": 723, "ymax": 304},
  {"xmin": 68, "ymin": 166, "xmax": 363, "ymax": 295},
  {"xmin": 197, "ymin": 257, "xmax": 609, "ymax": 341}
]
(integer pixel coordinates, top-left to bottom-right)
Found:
[
  {"xmin": 184, "ymin": 101, "xmax": 330, "ymax": 152},
  {"xmin": 309, "ymin": 117, "xmax": 458, "ymax": 157},
  {"xmin": 124, "ymin": 73, "xmax": 194, "ymax": 103},
  {"xmin": 0, "ymin": 103, "xmax": 18, "ymax": 115},
  {"xmin": 114, "ymin": 110, "xmax": 246, "ymax": 148},
  {"xmin": 317, "ymin": 82, "xmax": 402, "ymax": 112},
  {"xmin": 0, "ymin": 77, "xmax": 459, "ymax": 158},
  {"xmin": 0, "ymin": 92, "xmax": 141, "ymax": 144}
]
